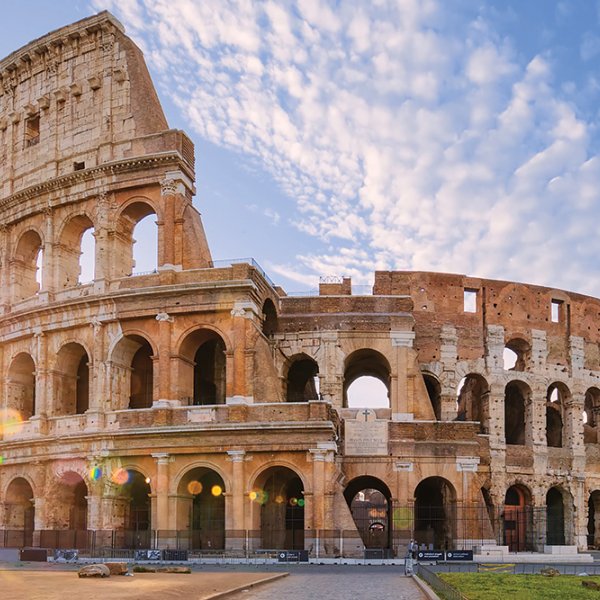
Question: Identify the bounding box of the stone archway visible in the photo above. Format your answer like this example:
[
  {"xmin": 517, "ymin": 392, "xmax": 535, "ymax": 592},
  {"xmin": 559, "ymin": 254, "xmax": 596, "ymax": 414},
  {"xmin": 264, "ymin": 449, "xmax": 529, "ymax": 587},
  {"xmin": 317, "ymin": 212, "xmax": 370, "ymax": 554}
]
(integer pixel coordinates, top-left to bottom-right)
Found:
[
  {"xmin": 344, "ymin": 476, "xmax": 392, "ymax": 553},
  {"xmin": 177, "ymin": 467, "xmax": 226, "ymax": 550},
  {"xmin": 4, "ymin": 478, "xmax": 35, "ymax": 547},
  {"xmin": 546, "ymin": 487, "xmax": 565, "ymax": 545},
  {"xmin": 503, "ymin": 484, "xmax": 533, "ymax": 552},
  {"xmin": 251, "ymin": 466, "xmax": 305, "ymax": 550},
  {"xmin": 414, "ymin": 477, "xmax": 456, "ymax": 550},
  {"xmin": 587, "ymin": 490, "xmax": 600, "ymax": 549}
]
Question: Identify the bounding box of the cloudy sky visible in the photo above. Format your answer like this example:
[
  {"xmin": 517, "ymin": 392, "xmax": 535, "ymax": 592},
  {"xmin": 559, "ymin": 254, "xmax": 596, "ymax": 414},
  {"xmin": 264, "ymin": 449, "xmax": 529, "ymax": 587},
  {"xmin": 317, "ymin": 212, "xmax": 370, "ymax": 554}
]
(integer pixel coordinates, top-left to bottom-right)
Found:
[{"xmin": 3, "ymin": 1, "xmax": 600, "ymax": 296}]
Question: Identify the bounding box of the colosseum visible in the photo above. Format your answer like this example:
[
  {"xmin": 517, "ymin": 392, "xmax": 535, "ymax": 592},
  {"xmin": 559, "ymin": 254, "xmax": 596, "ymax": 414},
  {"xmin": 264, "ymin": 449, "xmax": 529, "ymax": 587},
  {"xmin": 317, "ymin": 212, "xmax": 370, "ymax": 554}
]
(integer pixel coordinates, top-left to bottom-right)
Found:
[{"xmin": 0, "ymin": 11, "xmax": 599, "ymax": 560}]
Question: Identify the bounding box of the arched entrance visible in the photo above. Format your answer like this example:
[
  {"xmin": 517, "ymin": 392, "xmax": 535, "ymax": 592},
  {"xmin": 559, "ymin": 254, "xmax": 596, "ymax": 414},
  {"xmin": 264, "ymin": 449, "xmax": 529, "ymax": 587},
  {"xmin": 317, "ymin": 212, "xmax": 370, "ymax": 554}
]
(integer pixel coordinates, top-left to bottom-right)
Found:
[
  {"xmin": 7, "ymin": 353, "xmax": 36, "ymax": 420},
  {"xmin": 423, "ymin": 373, "xmax": 441, "ymax": 421},
  {"xmin": 344, "ymin": 349, "xmax": 391, "ymax": 408},
  {"xmin": 119, "ymin": 470, "xmax": 151, "ymax": 548},
  {"xmin": 49, "ymin": 471, "xmax": 89, "ymax": 549},
  {"xmin": 252, "ymin": 466, "xmax": 304, "ymax": 550},
  {"xmin": 4, "ymin": 478, "xmax": 35, "ymax": 547},
  {"xmin": 587, "ymin": 490, "xmax": 600, "ymax": 549},
  {"xmin": 503, "ymin": 484, "xmax": 532, "ymax": 551},
  {"xmin": 344, "ymin": 476, "xmax": 392, "ymax": 553},
  {"xmin": 286, "ymin": 355, "xmax": 319, "ymax": 402},
  {"xmin": 504, "ymin": 381, "xmax": 530, "ymax": 445},
  {"xmin": 414, "ymin": 477, "xmax": 456, "ymax": 550},
  {"xmin": 546, "ymin": 487, "xmax": 565, "ymax": 545},
  {"xmin": 178, "ymin": 468, "xmax": 226, "ymax": 550},
  {"xmin": 456, "ymin": 374, "xmax": 489, "ymax": 433},
  {"xmin": 54, "ymin": 343, "xmax": 89, "ymax": 415}
]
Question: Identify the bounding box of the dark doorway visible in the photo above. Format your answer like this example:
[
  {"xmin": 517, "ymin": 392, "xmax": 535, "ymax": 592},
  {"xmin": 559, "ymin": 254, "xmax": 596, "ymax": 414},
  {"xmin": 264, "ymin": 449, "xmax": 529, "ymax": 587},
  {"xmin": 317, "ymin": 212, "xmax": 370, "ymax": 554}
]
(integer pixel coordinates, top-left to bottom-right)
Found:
[
  {"xmin": 414, "ymin": 477, "xmax": 455, "ymax": 549},
  {"xmin": 546, "ymin": 487, "xmax": 565, "ymax": 545},
  {"xmin": 503, "ymin": 485, "xmax": 532, "ymax": 551}
]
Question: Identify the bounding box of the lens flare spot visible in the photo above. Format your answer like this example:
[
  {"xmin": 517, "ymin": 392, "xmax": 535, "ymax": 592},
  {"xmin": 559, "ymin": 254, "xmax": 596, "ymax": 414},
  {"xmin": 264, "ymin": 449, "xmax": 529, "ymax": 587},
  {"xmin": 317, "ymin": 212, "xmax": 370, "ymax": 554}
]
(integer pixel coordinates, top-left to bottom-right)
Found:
[
  {"xmin": 0, "ymin": 408, "xmax": 23, "ymax": 435},
  {"xmin": 211, "ymin": 485, "xmax": 223, "ymax": 497},
  {"xmin": 89, "ymin": 466, "xmax": 102, "ymax": 481},
  {"xmin": 249, "ymin": 489, "xmax": 269, "ymax": 504},
  {"xmin": 275, "ymin": 495, "xmax": 284, "ymax": 504},
  {"xmin": 187, "ymin": 480, "xmax": 203, "ymax": 495},
  {"xmin": 0, "ymin": 456, "xmax": 4, "ymax": 465},
  {"xmin": 111, "ymin": 468, "xmax": 130, "ymax": 485},
  {"xmin": 289, "ymin": 497, "xmax": 298, "ymax": 506},
  {"xmin": 297, "ymin": 498, "xmax": 305, "ymax": 508},
  {"xmin": 145, "ymin": 477, "xmax": 151, "ymax": 484}
]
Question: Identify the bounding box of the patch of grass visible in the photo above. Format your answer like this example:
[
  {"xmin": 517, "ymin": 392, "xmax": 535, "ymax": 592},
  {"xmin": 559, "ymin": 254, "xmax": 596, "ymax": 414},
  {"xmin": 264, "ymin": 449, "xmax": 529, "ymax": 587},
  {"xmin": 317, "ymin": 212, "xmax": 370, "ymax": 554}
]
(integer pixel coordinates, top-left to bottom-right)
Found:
[{"xmin": 439, "ymin": 573, "xmax": 600, "ymax": 600}]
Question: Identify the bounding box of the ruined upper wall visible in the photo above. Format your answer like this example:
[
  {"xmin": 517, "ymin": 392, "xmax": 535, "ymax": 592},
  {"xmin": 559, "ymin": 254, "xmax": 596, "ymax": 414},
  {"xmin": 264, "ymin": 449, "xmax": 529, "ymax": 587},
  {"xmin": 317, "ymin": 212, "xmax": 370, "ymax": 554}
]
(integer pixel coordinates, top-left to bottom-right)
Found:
[
  {"xmin": 374, "ymin": 270, "xmax": 600, "ymax": 368},
  {"xmin": 0, "ymin": 11, "xmax": 191, "ymax": 201}
]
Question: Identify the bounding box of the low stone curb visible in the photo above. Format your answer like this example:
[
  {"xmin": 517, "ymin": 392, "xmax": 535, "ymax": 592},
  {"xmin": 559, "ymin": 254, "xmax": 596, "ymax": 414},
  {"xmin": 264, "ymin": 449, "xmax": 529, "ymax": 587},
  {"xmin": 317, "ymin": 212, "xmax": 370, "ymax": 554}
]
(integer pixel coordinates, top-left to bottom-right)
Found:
[
  {"xmin": 203, "ymin": 572, "xmax": 290, "ymax": 599},
  {"xmin": 411, "ymin": 574, "xmax": 441, "ymax": 600}
]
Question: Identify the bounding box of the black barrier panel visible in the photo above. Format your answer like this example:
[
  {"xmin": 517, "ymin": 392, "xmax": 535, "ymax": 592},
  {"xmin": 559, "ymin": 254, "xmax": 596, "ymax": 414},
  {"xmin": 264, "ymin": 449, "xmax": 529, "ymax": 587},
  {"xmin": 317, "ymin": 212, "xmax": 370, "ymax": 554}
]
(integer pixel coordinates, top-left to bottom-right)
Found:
[
  {"xmin": 20, "ymin": 548, "xmax": 48, "ymax": 562},
  {"xmin": 162, "ymin": 549, "xmax": 188, "ymax": 561},
  {"xmin": 417, "ymin": 550, "xmax": 445, "ymax": 561},
  {"xmin": 446, "ymin": 550, "xmax": 473, "ymax": 561},
  {"xmin": 277, "ymin": 550, "xmax": 309, "ymax": 562}
]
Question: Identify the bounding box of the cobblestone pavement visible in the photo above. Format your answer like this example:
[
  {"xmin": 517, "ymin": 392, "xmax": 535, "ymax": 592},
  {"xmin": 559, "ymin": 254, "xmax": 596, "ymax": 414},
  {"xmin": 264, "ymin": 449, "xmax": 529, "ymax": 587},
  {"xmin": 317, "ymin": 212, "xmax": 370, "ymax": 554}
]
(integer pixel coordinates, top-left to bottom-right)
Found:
[{"xmin": 227, "ymin": 565, "xmax": 427, "ymax": 600}]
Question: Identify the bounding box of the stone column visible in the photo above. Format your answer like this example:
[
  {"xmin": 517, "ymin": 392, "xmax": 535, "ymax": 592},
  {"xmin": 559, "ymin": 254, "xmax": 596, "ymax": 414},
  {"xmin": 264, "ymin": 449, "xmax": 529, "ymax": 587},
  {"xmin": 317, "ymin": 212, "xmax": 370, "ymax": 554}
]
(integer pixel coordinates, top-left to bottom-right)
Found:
[
  {"xmin": 152, "ymin": 453, "xmax": 172, "ymax": 535},
  {"xmin": 0, "ymin": 224, "xmax": 8, "ymax": 311},
  {"xmin": 229, "ymin": 302, "xmax": 255, "ymax": 402},
  {"xmin": 33, "ymin": 332, "xmax": 49, "ymax": 428},
  {"xmin": 40, "ymin": 207, "xmax": 55, "ymax": 299},
  {"xmin": 390, "ymin": 331, "xmax": 416, "ymax": 419},
  {"xmin": 227, "ymin": 450, "xmax": 246, "ymax": 549},
  {"xmin": 155, "ymin": 312, "xmax": 173, "ymax": 403}
]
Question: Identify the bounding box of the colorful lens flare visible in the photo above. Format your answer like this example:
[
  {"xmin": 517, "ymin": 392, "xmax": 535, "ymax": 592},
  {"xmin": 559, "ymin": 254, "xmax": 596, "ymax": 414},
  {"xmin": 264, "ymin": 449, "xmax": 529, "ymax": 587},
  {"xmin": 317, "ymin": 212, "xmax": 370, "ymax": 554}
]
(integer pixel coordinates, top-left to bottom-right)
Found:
[
  {"xmin": 111, "ymin": 467, "xmax": 130, "ymax": 485},
  {"xmin": 211, "ymin": 485, "xmax": 223, "ymax": 497},
  {"xmin": 187, "ymin": 481, "xmax": 203, "ymax": 495},
  {"xmin": 0, "ymin": 456, "xmax": 4, "ymax": 465},
  {"xmin": 249, "ymin": 489, "xmax": 269, "ymax": 504},
  {"xmin": 89, "ymin": 466, "xmax": 102, "ymax": 481},
  {"xmin": 0, "ymin": 408, "xmax": 23, "ymax": 435}
]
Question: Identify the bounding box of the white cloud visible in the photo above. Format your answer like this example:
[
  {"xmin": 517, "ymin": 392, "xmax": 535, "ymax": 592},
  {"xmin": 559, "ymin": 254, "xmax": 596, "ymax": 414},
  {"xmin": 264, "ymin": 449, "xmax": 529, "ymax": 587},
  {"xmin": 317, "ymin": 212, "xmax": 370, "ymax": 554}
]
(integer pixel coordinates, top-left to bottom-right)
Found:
[{"xmin": 94, "ymin": 0, "xmax": 600, "ymax": 296}]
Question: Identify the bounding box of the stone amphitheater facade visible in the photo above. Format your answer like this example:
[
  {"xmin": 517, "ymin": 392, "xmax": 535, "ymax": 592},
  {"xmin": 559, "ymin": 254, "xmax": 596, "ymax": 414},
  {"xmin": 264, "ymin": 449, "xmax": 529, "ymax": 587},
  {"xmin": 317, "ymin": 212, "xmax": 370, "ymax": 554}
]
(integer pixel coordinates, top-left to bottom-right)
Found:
[{"xmin": 1, "ymin": 11, "xmax": 599, "ymax": 557}]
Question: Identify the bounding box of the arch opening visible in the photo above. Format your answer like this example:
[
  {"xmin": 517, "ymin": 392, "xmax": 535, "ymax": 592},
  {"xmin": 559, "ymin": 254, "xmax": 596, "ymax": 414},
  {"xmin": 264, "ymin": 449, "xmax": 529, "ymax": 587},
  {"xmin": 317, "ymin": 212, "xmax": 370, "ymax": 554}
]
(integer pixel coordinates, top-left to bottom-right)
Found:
[
  {"xmin": 58, "ymin": 215, "xmax": 95, "ymax": 288},
  {"xmin": 130, "ymin": 339, "xmax": 154, "ymax": 409},
  {"xmin": 7, "ymin": 353, "xmax": 36, "ymax": 420},
  {"xmin": 503, "ymin": 484, "xmax": 533, "ymax": 551},
  {"xmin": 414, "ymin": 477, "xmax": 456, "ymax": 550},
  {"xmin": 54, "ymin": 343, "xmax": 89, "ymax": 416},
  {"xmin": 585, "ymin": 388, "xmax": 600, "ymax": 444},
  {"xmin": 423, "ymin": 373, "xmax": 441, "ymax": 421},
  {"xmin": 546, "ymin": 383, "xmax": 568, "ymax": 448},
  {"xmin": 252, "ymin": 466, "xmax": 304, "ymax": 550},
  {"xmin": 14, "ymin": 230, "xmax": 43, "ymax": 301},
  {"xmin": 4, "ymin": 478, "xmax": 35, "ymax": 547},
  {"xmin": 504, "ymin": 381, "xmax": 529, "ymax": 445},
  {"xmin": 344, "ymin": 476, "xmax": 392, "ymax": 552},
  {"xmin": 588, "ymin": 490, "xmax": 600, "ymax": 549},
  {"xmin": 115, "ymin": 202, "xmax": 158, "ymax": 278},
  {"xmin": 178, "ymin": 467, "xmax": 225, "ymax": 550},
  {"xmin": 120, "ymin": 470, "xmax": 151, "ymax": 548},
  {"xmin": 262, "ymin": 299, "xmax": 277, "ymax": 337},
  {"xmin": 456, "ymin": 374, "xmax": 489, "ymax": 432},
  {"xmin": 546, "ymin": 487, "xmax": 565, "ymax": 545},
  {"xmin": 504, "ymin": 339, "xmax": 530, "ymax": 371},
  {"xmin": 286, "ymin": 356, "xmax": 319, "ymax": 402},
  {"xmin": 344, "ymin": 349, "xmax": 390, "ymax": 409}
]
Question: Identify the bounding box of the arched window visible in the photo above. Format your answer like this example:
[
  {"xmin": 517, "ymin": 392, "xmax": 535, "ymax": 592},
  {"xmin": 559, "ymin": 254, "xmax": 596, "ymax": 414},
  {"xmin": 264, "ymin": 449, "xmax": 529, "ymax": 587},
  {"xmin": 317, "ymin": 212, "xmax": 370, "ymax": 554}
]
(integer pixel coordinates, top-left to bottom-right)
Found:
[
  {"xmin": 115, "ymin": 202, "xmax": 158, "ymax": 278},
  {"xmin": 456, "ymin": 374, "xmax": 489, "ymax": 432},
  {"xmin": 344, "ymin": 349, "xmax": 390, "ymax": 409},
  {"xmin": 422, "ymin": 373, "xmax": 441, "ymax": 421},
  {"xmin": 54, "ymin": 343, "xmax": 89, "ymax": 416},
  {"xmin": 178, "ymin": 329, "xmax": 227, "ymax": 405},
  {"xmin": 546, "ymin": 383, "xmax": 568, "ymax": 448},
  {"xmin": 286, "ymin": 355, "xmax": 319, "ymax": 402},
  {"xmin": 57, "ymin": 215, "xmax": 95, "ymax": 288},
  {"xmin": 262, "ymin": 299, "xmax": 278, "ymax": 337},
  {"xmin": 7, "ymin": 353, "xmax": 36, "ymax": 420},
  {"xmin": 5, "ymin": 478, "xmax": 35, "ymax": 547},
  {"xmin": 13, "ymin": 230, "xmax": 43, "ymax": 300},
  {"xmin": 504, "ymin": 381, "xmax": 530, "ymax": 445},
  {"xmin": 585, "ymin": 388, "xmax": 600, "ymax": 444},
  {"xmin": 503, "ymin": 339, "xmax": 530, "ymax": 371}
]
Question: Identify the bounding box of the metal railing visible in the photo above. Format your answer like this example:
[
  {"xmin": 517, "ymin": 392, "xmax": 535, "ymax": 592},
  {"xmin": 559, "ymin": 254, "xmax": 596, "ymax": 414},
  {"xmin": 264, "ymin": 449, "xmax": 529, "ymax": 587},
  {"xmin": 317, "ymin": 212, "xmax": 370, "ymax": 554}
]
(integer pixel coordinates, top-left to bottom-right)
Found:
[{"xmin": 416, "ymin": 564, "xmax": 467, "ymax": 600}]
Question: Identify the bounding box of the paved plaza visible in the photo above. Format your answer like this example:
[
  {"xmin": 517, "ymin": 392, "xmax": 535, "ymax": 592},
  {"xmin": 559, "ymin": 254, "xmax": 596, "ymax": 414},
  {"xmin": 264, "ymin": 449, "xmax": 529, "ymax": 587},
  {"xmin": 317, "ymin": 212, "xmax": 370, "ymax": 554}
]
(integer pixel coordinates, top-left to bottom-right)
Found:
[{"xmin": 227, "ymin": 565, "xmax": 427, "ymax": 600}]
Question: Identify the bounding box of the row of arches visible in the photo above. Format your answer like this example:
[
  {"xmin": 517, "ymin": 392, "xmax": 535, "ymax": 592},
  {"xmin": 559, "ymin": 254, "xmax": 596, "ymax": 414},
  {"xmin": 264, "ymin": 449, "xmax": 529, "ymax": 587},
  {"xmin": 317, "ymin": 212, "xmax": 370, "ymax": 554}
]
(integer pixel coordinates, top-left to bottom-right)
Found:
[
  {"xmin": 424, "ymin": 370, "xmax": 599, "ymax": 448},
  {"xmin": 9, "ymin": 201, "xmax": 159, "ymax": 302}
]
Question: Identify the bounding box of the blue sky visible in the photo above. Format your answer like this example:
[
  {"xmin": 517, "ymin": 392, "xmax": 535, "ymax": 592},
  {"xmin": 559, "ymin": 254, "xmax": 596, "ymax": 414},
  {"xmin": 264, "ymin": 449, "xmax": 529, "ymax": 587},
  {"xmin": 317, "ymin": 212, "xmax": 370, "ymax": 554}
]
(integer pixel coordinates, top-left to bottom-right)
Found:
[{"xmin": 3, "ymin": 1, "xmax": 600, "ymax": 296}]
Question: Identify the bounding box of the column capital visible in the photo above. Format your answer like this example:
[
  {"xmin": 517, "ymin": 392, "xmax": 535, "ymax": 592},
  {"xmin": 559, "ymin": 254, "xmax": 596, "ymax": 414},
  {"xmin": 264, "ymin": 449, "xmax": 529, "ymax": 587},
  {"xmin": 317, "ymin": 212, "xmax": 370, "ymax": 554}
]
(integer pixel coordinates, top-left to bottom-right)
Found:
[
  {"xmin": 227, "ymin": 450, "xmax": 247, "ymax": 462},
  {"xmin": 151, "ymin": 452, "xmax": 172, "ymax": 465}
]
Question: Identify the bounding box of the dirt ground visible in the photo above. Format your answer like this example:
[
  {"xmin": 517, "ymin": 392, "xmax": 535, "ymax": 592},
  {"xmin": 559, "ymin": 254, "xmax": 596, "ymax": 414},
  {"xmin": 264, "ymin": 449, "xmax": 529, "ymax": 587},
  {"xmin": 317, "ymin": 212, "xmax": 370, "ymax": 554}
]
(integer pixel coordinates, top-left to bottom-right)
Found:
[{"xmin": 0, "ymin": 569, "xmax": 287, "ymax": 600}]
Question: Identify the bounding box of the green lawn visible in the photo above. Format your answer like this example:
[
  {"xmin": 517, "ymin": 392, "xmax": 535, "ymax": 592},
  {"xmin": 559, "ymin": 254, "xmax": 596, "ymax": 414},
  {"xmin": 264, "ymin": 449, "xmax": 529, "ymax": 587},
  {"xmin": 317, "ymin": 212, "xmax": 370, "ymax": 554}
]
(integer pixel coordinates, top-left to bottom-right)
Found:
[{"xmin": 438, "ymin": 573, "xmax": 600, "ymax": 600}]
